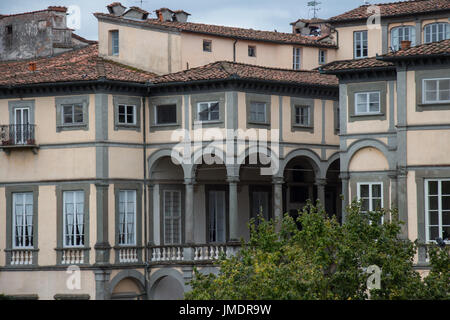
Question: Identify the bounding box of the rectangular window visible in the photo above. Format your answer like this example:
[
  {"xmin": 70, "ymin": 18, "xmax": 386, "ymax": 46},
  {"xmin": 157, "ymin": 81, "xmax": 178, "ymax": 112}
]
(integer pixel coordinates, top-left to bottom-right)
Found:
[
  {"xmin": 163, "ymin": 190, "xmax": 182, "ymax": 245},
  {"xmin": 209, "ymin": 190, "xmax": 226, "ymax": 243},
  {"xmin": 63, "ymin": 191, "xmax": 85, "ymax": 248},
  {"xmin": 425, "ymin": 179, "xmax": 450, "ymax": 243},
  {"xmin": 424, "ymin": 23, "xmax": 450, "ymax": 44},
  {"xmin": 203, "ymin": 40, "xmax": 212, "ymax": 52},
  {"xmin": 12, "ymin": 193, "xmax": 33, "ymax": 249},
  {"xmin": 118, "ymin": 190, "xmax": 136, "ymax": 246},
  {"xmin": 355, "ymin": 92, "xmax": 381, "ymax": 114},
  {"xmin": 248, "ymin": 45, "xmax": 256, "ymax": 57},
  {"xmin": 111, "ymin": 30, "xmax": 119, "ymax": 56},
  {"xmin": 423, "ymin": 78, "xmax": 450, "ymax": 104},
  {"xmin": 249, "ymin": 102, "xmax": 267, "ymax": 123},
  {"xmin": 294, "ymin": 105, "xmax": 310, "ymax": 126},
  {"xmin": 118, "ymin": 104, "xmax": 136, "ymax": 125},
  {"xmin": 62, "ymin": 104, "xmax": 84, "ymax": 125},
  {"xmin": 155, "ymin": 104, "xmax": 177, "ymax": 125},
  {"xmin": 357, "ymin": 182, "xmax": 383, "ymax": 223},
  {"xmin": 197, "ymin": 102, "xmax": 220, "ymax": 122},
  {"xmin": 252, "ymin": 191, "xmax": 270, "ymax": 221},
  {"xmin": 354, "ymin": 31, "xmax": 368, "ymax": 59},
  {"xmin": 319, "ymin": 50, "xmax": 326, "ymax": 65},
  {"xmin": 293, "ymin": 47, "xmax": 301, "ymax": 70}
]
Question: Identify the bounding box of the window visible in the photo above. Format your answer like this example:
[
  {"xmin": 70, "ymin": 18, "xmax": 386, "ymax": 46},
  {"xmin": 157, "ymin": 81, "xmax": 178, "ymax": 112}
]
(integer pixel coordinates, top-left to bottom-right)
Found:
[
  {"xmin": 62, "ymin": 104, "xmax": 83, "ymax": 125},
  {"xmin": 425, "ymin": 179, "xmax": 450, "ymax": 243},
  {"xmin": 197, "ymin": 102, "xmax": 219, "ymax": 122},
  {"xmin": 248, "ymin": 45, "xmax": 256, "ymax": 57},
  {"xmin": 118, "ymin": 104, "xmax": 136, "ymax": 125},
  {"xmin": 319, "ymin": 50, "xmax": 326, "ymax": 65},
  {"xmin": 424, "ymin": 23, "xmax": 450, "ymax": 44},
  {"xmin": 354, "ymin": 31, "xmax": 368, "ymax": 59},
  {"xmin": 208, "ymin": 190, "xmax": 226, "ymax": 243},
  {"xmin": 6, "ymin": 25, "xmax": 12, "ymax": 35},
  {"xmin": 12, "ymin": 193, "xmax": 33, "ymax": 248},
  {"xmin": 111, "ymin": 30, "xmax": 119, "ymax": 56},
  {"xmin": 203, "ymin": 40, "xmax": 212, "ymax": 52},
  {"xmin": 163, "ymin": 190, "xmax": 182, "ymax": 245},
  {"xmin": 249, "ymin": 102, "xmax": 267, "ymax": 123},
  {"xmin": 118, "ymin": 190, "xmax": 136, "ymax": 246},
  {"xmin": 355, "ymin": 92, "xmax": 381, "ymax": 114},
  {"xmin": 63, "ymin": 191, "xmax": 85, "ymax": 247},
  {"xmin": 252, "ymin": 191, "xmax": 270, "ymax": 221},
  {"xmin": 391, "ymin": 26, "xmax": 416, "ymax": 51},
  {"xmin": 293, "ymin": 47, "xmax": 301, "ymax": 70},
  {"xmin": 294, "ymin": 105, "xmax": 310, "ymax": 126},
  {"xmin": 357, "ymin": 182, "xmax": 383, "ymax": 223},
  {"xmin": 422, "ymin": 78, "xmax": 450, "ymax": 104},
  {"xmin": 156, "ymin": 104, "xmax": 177, "ymax": 125}
]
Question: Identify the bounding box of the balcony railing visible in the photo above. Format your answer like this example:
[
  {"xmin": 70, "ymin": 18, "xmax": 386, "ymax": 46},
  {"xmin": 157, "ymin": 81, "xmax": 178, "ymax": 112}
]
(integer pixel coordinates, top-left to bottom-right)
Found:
[{"xmin": 0, "ymin": 124, "xmax": 38, "ymax": 153}]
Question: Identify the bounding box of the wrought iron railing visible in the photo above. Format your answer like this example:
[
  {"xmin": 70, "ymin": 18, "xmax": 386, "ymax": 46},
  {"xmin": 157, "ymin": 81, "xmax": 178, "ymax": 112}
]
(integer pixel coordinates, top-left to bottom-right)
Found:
[{"xmin": 0, "ymin": 124, "xmax": 36, "ymax": 146}]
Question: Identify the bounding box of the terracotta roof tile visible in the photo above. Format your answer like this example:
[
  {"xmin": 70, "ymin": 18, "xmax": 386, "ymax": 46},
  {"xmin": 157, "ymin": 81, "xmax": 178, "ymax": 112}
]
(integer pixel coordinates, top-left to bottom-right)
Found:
[
  {"xmin": 94, "ymin": 13, "xmax": 336, "ymax": 48},
  {"xmin": 0, "ymin": 44, "xmax": 156, "ymax": 87},
  {"xmin": 152, "ymin": 61, "xmax": 338, "ymax": 87},
  {"xmin": 328, "ymin": 0, "xmax": 450, "ymax": 23},
  {"xmin": 319, "ymin": 57, "xmax": 395, "ymax": 73},
  {"xmin": 381, "ymin": 39, "xmax": 450, "ymax": 59}
]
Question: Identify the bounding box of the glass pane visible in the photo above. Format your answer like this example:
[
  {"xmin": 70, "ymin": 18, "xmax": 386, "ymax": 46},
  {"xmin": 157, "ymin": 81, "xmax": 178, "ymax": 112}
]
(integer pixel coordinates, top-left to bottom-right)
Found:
[
  {"xmin": 442, "ymin": 211, "xmax": 450, "ymax": 226},
  {"xmin": 442, "ymin": 181, "xmax": 450, "ymax": 195},
  {"xmin": 372, "ymin": 199, "xmax": 382, "ymax": 210},
  {"xmin": 156, "ymin": 105, "xmax": 177, "ymax": 124},
  {"xmin": 442, "ymin": 196, "xmax": 450, "ymax": 210},
  {"xmin": 429, "ymin": 196, "xmax": 438, "ymax": 210},
  {"xmin": 442, "ymin": 226, "xmax": 450, "ymax": 240},
  {"xmin": 360, "ymin": 185, "xmax": 369, "ymax": 197},
  {"xmin": 429, "ymin": 226, "xmax": 439, "ymax": 241},
  {"xmin": 429, "ymin": 211, "xmax": 439, "ymax": 225},
  {"xmin": 361, "ymin": 199, "xmax": 369, "ymax": 212},
  {"xmin": 74, "ymin": 105, "xmax": 83, "ymax": 123},
  {"xmin": 428, "ymin": 181, "xmax": 438, "ymax": 195},
  {"xmin": 372, "ymin": 184, "xmax": 382, "ymax": 197},
  {"xmin": 119, "ymin": 105, "xmax": 125, "ymax": 114},
  {"xmin": 126, "ymin": 114, "xmax": 134, "ymax": 124}
]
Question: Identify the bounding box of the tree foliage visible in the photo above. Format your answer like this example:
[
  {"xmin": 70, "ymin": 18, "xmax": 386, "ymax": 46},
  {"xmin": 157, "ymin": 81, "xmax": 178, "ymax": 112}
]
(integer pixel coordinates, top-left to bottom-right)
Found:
[{"xmin": 186, "ymin": 201, "xmax": 449, "ymax": 300}]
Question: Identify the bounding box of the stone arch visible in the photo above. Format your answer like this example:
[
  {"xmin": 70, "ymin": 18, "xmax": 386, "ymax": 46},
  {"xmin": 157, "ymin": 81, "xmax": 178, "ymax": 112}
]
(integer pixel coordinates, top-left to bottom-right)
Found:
[
  {"xmin": 344, "ymin": 139, "xmax": 394, "ymax": 171},
  {"xmin": 148, "ymin": 268, "xmax": 186, "ymax": 300},
  {"xmin": 280, "ymin": 148, "xmax": 324, "ymax": 179},
  {"xmin": 325, "ymin": 151, "xmax": 341, "ymax": 173},
  {"xmin": 148, "ymin": 148, "xmax": 188, "ymax": 179},
  {"xmin": 189, "ymin": 145, "xmax": 228, "ymax": 179},
  {"xmin": 109, "ymin": 269, "xmax": 146, "ymax": 300}
]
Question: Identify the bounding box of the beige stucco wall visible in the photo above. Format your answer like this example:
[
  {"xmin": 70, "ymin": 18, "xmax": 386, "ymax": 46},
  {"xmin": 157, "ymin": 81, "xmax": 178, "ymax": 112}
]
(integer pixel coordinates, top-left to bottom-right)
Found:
[
  {"xmin": 98, "ymin": 21, "xmax": 182, "ymax": 74},
  {"xmin": 38, "ymin": 186, "xmax": 57, "ymax": 266},
  {"xmin": 0, "ymin": 270, "xmax": 96, "ymax": 300},
  {"xmin": 407, "ymin": 130, "xmax": 450, "ymax": 166},
  {"xmin": 0, "ymin": 187, "xmax": 5, "ymax": 266},
  {"xmin": 348, "ymin": 147, "xmax": 389, "ymax": 172},
  {"xmin": 334, "ymin": 25, "xmax": 382, "ymax": 61}
]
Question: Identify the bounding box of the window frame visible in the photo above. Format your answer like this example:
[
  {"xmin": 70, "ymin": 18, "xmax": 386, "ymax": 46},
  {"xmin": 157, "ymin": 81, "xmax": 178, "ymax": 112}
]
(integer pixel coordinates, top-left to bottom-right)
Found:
[
  {"xmin": 155, "ymin": 104, "xmax": 178, "ymax": 125},
  {"xmin": 118, "ymin": 190, "xmax": 137, "ymax": 246},
  {"xmin": 111, "ymin": 30, "xmax": 119, "ymax": 56},
  {"xmin": 354, "ymin": 30, "xmax": 368, "ymax": 59},
  {"xmin": 424, "ymin": 179, "xmax": 450, "ymax": 244},
  {"xmin": 117, "ymin": 104, "xmax": 137, "ymax": 125},
  {"xmin": 424, "ymin": 22, "xmax": 450, "ymax": 44},
  {"xmin": 249, "ymin": 101, "xmax": 267, "ymax": 124},
  {"xmin": 248, "ymin": 45, "xmax": 256, "ymax": 57},
  {"xmin": 357, "ymin": 182, "xmax": 384, "ymax": 223},
  {"xmin": 354, "ymin": 91, "xmax": 381, "ymax": 115},
  {"xmin": 203, "ymin": 39, "xmax": 212, "ymax": 52},
  {"xmin": 163, "ymin": 189, "xmax": 182, "ymax": 245},
  {"xmin": 55, "ymin": 96, "xmax": 89, "ymax": 132},
  {"xmin": 196, "ymin": 101, "xmax": 220, "ymax": 123},
  {"xmin": 294, "ymin": 105, "xmax": 310, "ymax": 127},
  {"xmin": 12, "ymin": 192, "xmax": 34, "ymax": 249},
  {"xmin": 422, "ymin": 78, "xmax": 450, "ymax": 104},
  {"xmin": 62, "ymin": 190, "xmax": 85, "ymax": 248},
  {"xmin": 62, "ymin": 103, "xmax": 84, "ymax": 126},
  {"xmin": 293, "ymin": 47, "xmax": 301, "ymax": 70},
  {"xmin": 318, "ymin": 49, "xmax": 326, "ymax": 65},
  {"xmin": 390, "ymin": 25, "xmax": 416, "ymax": 51}
]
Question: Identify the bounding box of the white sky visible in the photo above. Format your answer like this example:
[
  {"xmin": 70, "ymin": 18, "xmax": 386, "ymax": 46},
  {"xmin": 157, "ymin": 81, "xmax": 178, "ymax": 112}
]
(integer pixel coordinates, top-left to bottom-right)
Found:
[{"xmin": 0, "ymin": 0, "xmax": 405, "ymax": 40}]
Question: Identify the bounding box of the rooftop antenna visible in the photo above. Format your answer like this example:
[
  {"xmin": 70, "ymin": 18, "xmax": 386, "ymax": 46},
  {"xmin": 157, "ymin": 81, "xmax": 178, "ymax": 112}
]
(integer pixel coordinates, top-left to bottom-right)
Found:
[
  {"xmin": 307, "ymin": 1, "xmax": 321, "ymax": 19},
  {"xmin": 133, "ymin": 0, "xmax": 149, "ymax": 10}
]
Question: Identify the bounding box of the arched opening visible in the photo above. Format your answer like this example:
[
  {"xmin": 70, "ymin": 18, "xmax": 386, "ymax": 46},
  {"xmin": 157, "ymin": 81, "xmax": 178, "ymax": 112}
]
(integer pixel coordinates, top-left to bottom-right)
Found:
[
  {"xmin": 325, "ymin": 159, "xmax": 342, "ymax": 223},
  {"xmin": 151, "ymin": 275, "xmax": 184, "ymax": 300},
  {"xmin": 111, "ymin": 277, "xmax": 145, "ymax": 300}
]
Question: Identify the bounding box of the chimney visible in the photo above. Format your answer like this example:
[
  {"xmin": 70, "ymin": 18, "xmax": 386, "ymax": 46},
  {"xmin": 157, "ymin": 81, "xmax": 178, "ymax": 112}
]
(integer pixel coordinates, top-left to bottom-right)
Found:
[
  {"xmin": 28, "ymin": 62, "xmax": 37, "ymax": 72},
  {"xmin": 401, "ymin": 40, "xmax": 411, "ymax": 50},
  {"xmin": 155, "ymin": 8, "xmax": 174, "ymax": 22},
  {"xmin": 172, "ymin": 10, "xmax": 190, "ymax": 23}
]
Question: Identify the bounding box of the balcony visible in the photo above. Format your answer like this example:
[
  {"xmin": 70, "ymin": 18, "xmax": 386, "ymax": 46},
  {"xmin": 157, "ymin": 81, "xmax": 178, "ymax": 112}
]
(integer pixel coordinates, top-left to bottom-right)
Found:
[{"xmin": 0, "ymin": 124, "xmax": 38, "ymax": 154}]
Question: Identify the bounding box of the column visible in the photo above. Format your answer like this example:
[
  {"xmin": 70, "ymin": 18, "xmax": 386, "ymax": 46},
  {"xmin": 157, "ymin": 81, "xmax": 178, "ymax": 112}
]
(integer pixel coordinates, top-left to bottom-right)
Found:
[
  {"xmin": 315, "ymin": 178, "xmax": 326, "ymax": 208},
  {"xmin": 184, "ymin": 178, "xmax": 195, "ymax": 244},
  {"xmin": 273, "ymin": 177, "xmax": 284, "ymax": 232},
  {"xmin": 148, "ymin": 184, "xmax": 155, "ymax": 245},
  {"xmin": 339, "ymin": 172, "xmax": 350, "ymax": 223},
  {"xmin": 94, "ymin": 183, "xmax": 111, "ymax": 265},
  {"xmin": 94, "ymin": 269, "xmax": 111, "ymax": 300},
  {"xmin": 397, "ymin": 167, "xmax": 409, "ymax": 239},
  {"xmin": 227, "ymin": 176, "xmax": 240, "ymax": 241}
]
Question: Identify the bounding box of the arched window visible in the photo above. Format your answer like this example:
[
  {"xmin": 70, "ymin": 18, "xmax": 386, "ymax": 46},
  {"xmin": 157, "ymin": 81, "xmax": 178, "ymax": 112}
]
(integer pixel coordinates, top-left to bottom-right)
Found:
[
  {"xmin": 424, "ymin": 23, "xmax": 450, "ymax": 44},
  {"xmin": 391, "ymin": 26, "xmax": 416, "ymax": 51}
]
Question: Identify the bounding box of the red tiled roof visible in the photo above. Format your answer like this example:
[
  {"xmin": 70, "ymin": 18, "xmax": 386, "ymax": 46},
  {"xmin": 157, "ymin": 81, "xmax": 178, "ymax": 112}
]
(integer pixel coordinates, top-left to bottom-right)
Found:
[
  {"xmin": 0, "ymin": 6, "xmax": 67, "ymax": 19},
  {"xmin": 381, "ymin": 39, "xmax": 450, "ymax": 59},
  {"xmin": 152, "ymin": 61, "xmax": 338, "ymax": 87},
  {"xmin": 94, "ymin": 13, "xmax": 336, "ymax": 48},
  {"xmin": 328, "ymin": 0, "xmax": 450, "ymax": 23},
  {"xmin": 72, "ymin": 33, "xmax": 97, "ymax": 45},
  {"xmin": 319, "ymin": 57, "xmax": 395, "ymax": 73},
  {"xmin": 0, "ymin": 44, "xmax": 156, "ymax": 87}
]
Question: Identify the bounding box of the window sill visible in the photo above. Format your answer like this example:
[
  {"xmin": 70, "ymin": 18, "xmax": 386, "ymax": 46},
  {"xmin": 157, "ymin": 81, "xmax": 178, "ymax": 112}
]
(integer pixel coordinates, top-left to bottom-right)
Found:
[
  {"xmin": 292, "ymin": 125, "xmax": 314, "ymax": 133},
  {"xmin": 56, "ymin": 124, "xmax": 88, "ymax": 132},
  {"xmin": 353, "ymin": 112, "xmax": 384, "ymax": 117},
  {"xmin": 114, "ymin": 123, "xmax": 140, "ymax": 131},
  {"xmin": 247, "ymin": 121, "xmax": 270, "ymax": 126},
  {"xmin": 193, "ymin": 120, "xmax": 222, "ymax": 125}
]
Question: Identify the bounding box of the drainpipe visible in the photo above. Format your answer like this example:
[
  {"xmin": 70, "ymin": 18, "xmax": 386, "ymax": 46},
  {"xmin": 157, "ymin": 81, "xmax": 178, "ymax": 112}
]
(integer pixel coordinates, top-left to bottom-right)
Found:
[
  {"xmin": 233, "ymin": 39, "xmax": 238, "ymax": 62},
  {"xmin": 142, "ymin": 94, "xmax": 148, "ymax": 299}
]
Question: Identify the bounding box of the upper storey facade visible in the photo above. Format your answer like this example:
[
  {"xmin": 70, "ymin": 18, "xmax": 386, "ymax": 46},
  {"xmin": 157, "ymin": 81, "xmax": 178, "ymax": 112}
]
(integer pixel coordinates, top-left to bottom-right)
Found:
[
  {"xmin": 327, "ymin": 0, "xmax": 450, "ymax": 61},
  {"xmin": 94, "ymin": 4, "xmax": 337, "ymax": 75}
]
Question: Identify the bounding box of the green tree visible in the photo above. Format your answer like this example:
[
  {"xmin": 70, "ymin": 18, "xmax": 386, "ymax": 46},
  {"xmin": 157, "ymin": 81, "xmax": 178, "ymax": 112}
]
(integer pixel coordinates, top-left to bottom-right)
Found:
[{"xmin": 185, "ymin": 201, "xmax": 449, "ymax": 300}]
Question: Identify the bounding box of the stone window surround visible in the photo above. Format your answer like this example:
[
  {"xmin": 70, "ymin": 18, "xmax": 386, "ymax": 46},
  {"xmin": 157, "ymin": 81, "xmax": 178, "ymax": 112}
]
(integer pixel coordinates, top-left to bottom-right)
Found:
[
  {"xmin": 8, "ymin": 100, "xmax": 36, "ymax": 126},
  {"xmin": 159, "ymin": 184, "xmax": 185, "ymax": 245},
  {"xmin": 114, "ymin": 183, "xmax": 143, "ymax": 264},
  {"xmin": 113, "ymin": 96, "xmax": 141, "ymax": 132},
  {"xmin": 245, "ymin": 93, "xmax": 271, "ymax": 128},
  {"xmin": 205, "ymin": 184, "xmax": 230, "ymax": 244},
  {"xmin": 415, "ymin": 67, "xmax": 450, "ymax": 111},
  {"xmin": 290, "ymin": 97, "xmax": 314, "ymax": 133},
  {"xmin": 149, "ymin": 96, "xmax": 182, "ymax": 132},
  {"xmin": 55, "ymin": 183, "xmax": 90, "ymax": 265},
  {"xmin": 347, "ymin": 81, "xmax": 387, "ymax": 122},
  {"xmin": 5, "ymin": 185, "xmax": 39, "ymax": 266},
  {"xmin": 190, "ymin": 93, "xmax": 225, "ymax": 129},
  {"xmin": 55, "ymin": 96, "xmax": 89, "ymax": 132}
]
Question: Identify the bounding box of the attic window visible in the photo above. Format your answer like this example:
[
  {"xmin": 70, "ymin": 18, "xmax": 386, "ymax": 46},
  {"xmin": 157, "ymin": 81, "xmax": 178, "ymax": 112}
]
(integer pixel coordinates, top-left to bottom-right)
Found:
[
  {"xmin": 248, "ymin": 45, "xmax": 256, "ymax": 57},
  {"xmin": 203, "ymin": 40, "xmax": 212, "ymax": 52},
  {"xmin": 6, "ymin": 25, "xmax": 12, "ymax": 35}
]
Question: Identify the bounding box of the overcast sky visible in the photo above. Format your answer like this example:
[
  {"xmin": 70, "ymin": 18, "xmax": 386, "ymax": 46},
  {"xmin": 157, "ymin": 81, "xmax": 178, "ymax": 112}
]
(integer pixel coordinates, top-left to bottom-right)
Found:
[{"xmin": 0, "ymin": 0, "xmax": 405, "ymax": 40}]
